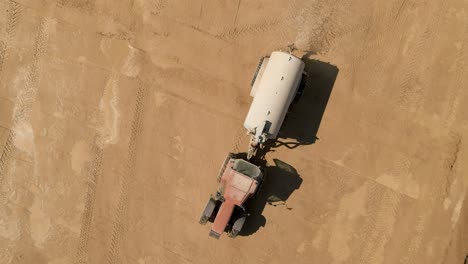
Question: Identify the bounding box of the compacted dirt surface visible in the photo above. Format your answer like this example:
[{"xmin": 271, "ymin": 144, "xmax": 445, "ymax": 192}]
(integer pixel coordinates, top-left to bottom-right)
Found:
[{"xmin": 1, "ymin": 0, "xmax": 467, "ymax": 263}]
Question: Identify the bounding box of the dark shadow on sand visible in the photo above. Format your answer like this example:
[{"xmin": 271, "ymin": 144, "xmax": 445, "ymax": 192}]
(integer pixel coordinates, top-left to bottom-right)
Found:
[
  {"xmin": 275, "ymin": 53, "xmax": 339, "ymax": 149},
  {"xmin": 239, "ymin": 157, "xmax": 303, "ymax": 236}
]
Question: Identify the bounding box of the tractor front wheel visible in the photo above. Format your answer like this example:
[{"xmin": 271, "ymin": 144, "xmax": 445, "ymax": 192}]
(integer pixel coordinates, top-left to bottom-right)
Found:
[
  {"xmin": 228, "ymin": 217, "xmax": 246, "ymax": 238},
  {"xmin": 199, "ymin": 197, "xmax": 217, "ymax": 225}
]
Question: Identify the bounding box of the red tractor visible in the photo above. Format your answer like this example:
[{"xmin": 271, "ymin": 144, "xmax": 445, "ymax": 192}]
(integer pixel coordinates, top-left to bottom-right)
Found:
[{"xmin": 199, "ymin": 153, "xmax": 264, "ymax": 239}]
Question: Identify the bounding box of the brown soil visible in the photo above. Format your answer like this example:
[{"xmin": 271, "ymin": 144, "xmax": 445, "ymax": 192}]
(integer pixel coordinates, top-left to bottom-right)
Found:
[{"xmin": 0, "ymin": 0, "xmax": 467, "ymax": 263}]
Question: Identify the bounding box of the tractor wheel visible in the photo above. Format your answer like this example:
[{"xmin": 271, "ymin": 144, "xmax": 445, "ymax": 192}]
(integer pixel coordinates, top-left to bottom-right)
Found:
[
  {"xmin": 214, "ymin": 191, "xmax": 223, "ymax": 201},
  {"xmin": 199, "ymin": 198, "xmax": 217, "ymax": 225},
  {"xmin": 217, "ymin": 153, "xmax": 233, "ymax": 182},
  {"xmin": 228, "ymin": 229, "xmax": 239, "ymax": 238},
  {"xmin": 228, "ymin": 217, "xmax": 246, "ymax": 238},
  {"xmin": 199, "ymin": 216, "xmax": 208, "ymax": 225}
]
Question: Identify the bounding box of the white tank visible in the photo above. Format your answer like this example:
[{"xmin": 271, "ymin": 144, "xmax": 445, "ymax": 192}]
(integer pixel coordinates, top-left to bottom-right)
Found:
[{"xmin": 244, "ymin": 51, "xmax": 305, "ymax": 144}]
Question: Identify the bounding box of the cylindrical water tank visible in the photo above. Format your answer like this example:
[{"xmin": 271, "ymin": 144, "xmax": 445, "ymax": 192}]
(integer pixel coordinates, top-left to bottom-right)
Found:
[{"xmin": 243, "ymin": 51, "xmax": 305, "ymax": 141}]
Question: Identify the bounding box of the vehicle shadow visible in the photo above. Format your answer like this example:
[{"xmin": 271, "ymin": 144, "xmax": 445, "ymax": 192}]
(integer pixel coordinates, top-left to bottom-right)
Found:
[
  {"xmin": 275, "ymin": 53, "xmax": 339, "ymax": 149},
  {"xmin": 240, "ymin": 147, "xmax": 303, "ymax": 236}
]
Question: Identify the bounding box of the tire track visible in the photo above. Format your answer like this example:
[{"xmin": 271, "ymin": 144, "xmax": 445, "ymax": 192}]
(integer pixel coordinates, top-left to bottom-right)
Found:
[
  {"xmin": 0, "ymin": 130, "xmax": 14, "ymax": 179},
  {"xmin": 0, "ymin": 40, "xmax": 6, "ymax": 77},
  {"xmin": 5, "ymin": 0, "xmax": 21, "ymax": 37},
  {"xmin": 387, "ymin": 0, "xmax": 413, "ymax": 32},
  {"xmin": 0, "ymin": 17, "xmax": 51, "ymax": 200},
  {"xmin": 400, "ymin": 214, "xmax": 427, "ymax": 264},
  {"xmin": 56, "ymin": 0, "xmax": 95, "ymax": 14},
  {"xmin": 231, "ymin": 126, "xmax": 246, "ymax": 153},
  {"xmin": 353, "ymin": 188, "xmax": 403, "ymax": 263},
  {"xmin": 395, "ymin": 29, "xmax": 433, "ymax": 112},
  {"xmin": 394, "ymin": 0, "xmax": 451, "ymax": 112},
  {"xmin": 74, "ymin": 143, "xmax": 104, "ymax": 264},
  {"xmin": 215, "ymin": 18, "xmax": 281, "ymax": 41},
  {"xmin": 399, "ymin": 184, "xmax": 445, "ymax": 263},
  {"xmin": 309, "ymin": 0, "xmax": 347, "ymax": 53},
  {"xmin": 0, "ymin": 0, "xmax": 22, "ymax": 81},
  {"xmin": 351, "ymin": 0, "xmax": 415, "ymax": 99},
  {"xmin": 442, "ymin": 16, "xmax": 468, "ymax": 129},
  {"xmin": 150, "ymin": 0, "xmax": 167, "ymax": 15},
  {"xmin": 349, "ymin": 184, "xmax": 382, "ymax": 262},
  {"xmin": 284, "ymin": 0, "xmax": 344, "ymax": 53},
  {"xmin": 443, "ymin": 134, "xmax": 461, "ymax": 197},
  {"xmin": 159, "ymin": 88, "xmax": 241, "ymax": 123},
  {"xmin": 353, "ymin": 0, "xmax": 412, "ymax": 99},
  {"xmin": 13, "ymin": 18, "xmax": 51, "ymax": 123},
  {"xmin": 106, "ymin": 80, "xmax": 148, "ymax": 264}
]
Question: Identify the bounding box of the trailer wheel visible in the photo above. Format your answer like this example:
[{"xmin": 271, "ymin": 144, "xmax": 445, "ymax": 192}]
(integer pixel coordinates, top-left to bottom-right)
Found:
[
  {"xmin": 251, "ymin": 57, "xmax": 266, "ymax": 87},
  {"xmin": 290, "ymin": 73, "xmax": 307, "ymax": 111},
  {"xmin": 296, "ymin": 73, "xmax": 307, "ymax": 99}
]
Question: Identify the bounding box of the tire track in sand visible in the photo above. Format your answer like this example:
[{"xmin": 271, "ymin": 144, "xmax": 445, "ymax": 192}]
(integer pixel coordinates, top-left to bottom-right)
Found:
[
  {"xmin": 150, "ymin": 0, "xmax": 167, "ymax": 15},
  {"xmin": 232, "ymin": 126, "xmax": 246, "ymax": 153},
  {"xmin": 0, "ymin": 130, "xmax": 14, "ymax": 179},
  {"xmin": 352, "ymin": 187, "xmax": 403, "ymax": 263},
  {"xmin": 0, "ymin": 17, "xmax": 51, "ymax": 201},
  {"xmin": 283, "ymin": 0, "xmax": 344, "ymax": 53},
  {"xmin": 364, "ymin": 0, "xmax": 412, "ymax": 95},
  {"xmin": 442, "ymin": 15, "xmax": 468, "ymax": 129},
  {"xmin": 0, "ymin": 0, "xmax": 21, "ymax": 78},
  {"xmin": 56, "ymin": 0, "xmax": 95, "ymax": 15},
  {"xmin": 394, "ymin": 0, "xmax": 451, "ymax": 113},
  {"xmin": 215, "ymin": 18, "xmax": 281, "ymax": 41},
  {"xmin": 106, "ymin": 80, "xmax": 148, "ymax": 264},
  {"xmin": 74, "ymin": 142, "xmax": 104, "ymax": 264}
]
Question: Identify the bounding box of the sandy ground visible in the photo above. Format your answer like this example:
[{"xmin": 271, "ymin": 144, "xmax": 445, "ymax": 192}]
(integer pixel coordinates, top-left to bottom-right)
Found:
[{"xmin": 0, "ymin": 0, "xmax": 467, "ymax": 263}]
